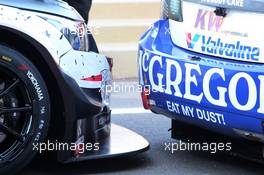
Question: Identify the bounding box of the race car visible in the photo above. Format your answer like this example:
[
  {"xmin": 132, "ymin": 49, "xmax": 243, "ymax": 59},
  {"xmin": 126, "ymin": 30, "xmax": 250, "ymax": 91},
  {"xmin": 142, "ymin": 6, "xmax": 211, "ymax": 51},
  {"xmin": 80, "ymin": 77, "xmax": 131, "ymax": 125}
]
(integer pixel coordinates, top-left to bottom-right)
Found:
[
  {"xmin": 0, "ymin": 0, "xmax": 149, "ymax": 174},
  {"xmin": 138, "ymin": 0, "xmax": 264, "ymax": 159}
]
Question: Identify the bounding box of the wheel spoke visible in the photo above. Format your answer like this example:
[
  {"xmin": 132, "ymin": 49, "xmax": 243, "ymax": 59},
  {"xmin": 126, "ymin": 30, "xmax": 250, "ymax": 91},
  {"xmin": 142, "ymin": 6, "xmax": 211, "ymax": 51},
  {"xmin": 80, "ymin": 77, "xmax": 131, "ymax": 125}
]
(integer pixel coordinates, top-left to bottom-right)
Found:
[
  {"xmin": 0, "ymin": 79, "xmax": 20, "ymax": 97},
  {"xmin": 0, "ymin": 106, "xmax": 32, "ymax": 114},
  {"xmin": 0, "ymin": 82, "xmax": 5, "ymax": 92},
  {"xmin": 0, "ymin": 123, "xmax": 24, "ymax": 142}
]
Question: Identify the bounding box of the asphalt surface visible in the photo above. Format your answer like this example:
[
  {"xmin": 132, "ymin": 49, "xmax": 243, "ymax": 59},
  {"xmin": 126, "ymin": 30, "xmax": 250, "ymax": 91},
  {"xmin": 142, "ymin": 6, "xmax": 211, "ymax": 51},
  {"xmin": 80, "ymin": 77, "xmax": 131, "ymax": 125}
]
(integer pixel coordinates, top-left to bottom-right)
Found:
[{"xmin": 21, "ymin": 81, "xmax": 264, "ymax": 175}]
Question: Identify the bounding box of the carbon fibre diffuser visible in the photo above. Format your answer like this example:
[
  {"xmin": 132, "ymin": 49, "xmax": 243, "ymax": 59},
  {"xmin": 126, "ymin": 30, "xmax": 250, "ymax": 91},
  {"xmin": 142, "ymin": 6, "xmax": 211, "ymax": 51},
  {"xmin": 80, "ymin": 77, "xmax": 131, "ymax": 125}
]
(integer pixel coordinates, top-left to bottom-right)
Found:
[{"xmin": 65, "ymin": 124, "xmax": 150, "ymax": 162}]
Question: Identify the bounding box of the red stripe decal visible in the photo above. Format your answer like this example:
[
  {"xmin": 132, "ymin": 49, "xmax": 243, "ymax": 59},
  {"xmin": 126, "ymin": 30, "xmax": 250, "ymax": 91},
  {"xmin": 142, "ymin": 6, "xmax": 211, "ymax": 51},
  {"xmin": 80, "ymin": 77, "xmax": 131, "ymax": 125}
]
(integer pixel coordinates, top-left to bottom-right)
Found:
[{"xmin": 81, "ymin": 74, "xmax": 102, "ymax": 82}]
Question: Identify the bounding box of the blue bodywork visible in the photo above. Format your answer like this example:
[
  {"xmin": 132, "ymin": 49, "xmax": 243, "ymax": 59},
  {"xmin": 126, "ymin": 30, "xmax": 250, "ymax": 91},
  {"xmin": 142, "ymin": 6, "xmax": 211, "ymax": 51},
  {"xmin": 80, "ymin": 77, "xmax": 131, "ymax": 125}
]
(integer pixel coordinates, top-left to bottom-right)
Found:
[{"xmin": 138, "ymin": 20, "xmax": 264, "ymax": 140}]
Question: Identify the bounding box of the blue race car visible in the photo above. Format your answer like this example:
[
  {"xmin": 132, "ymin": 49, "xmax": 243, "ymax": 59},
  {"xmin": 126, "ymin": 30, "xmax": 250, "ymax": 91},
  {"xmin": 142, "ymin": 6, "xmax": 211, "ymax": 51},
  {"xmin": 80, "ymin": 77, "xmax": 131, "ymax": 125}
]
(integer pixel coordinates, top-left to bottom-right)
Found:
[{"xmin": 138, "ymin": 0, "xmax": 264, "ymax": 159}]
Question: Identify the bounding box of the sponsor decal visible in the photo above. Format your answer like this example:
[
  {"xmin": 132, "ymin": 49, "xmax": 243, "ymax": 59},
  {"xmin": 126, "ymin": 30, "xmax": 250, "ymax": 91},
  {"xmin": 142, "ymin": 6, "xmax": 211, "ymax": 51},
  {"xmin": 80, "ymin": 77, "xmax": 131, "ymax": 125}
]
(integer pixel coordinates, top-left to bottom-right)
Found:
[
  {"xmin": 166, "ymin": 101, "xmax": 226, "ymax": 125},
  {"xmin": 194, "ymin": 9, "xmax": 248, "ymax": 37},
  {"xmin": 195, "ymin": 9, "xmax": 224, "ymax": 32},
  {"xmin": 27, "ymin": 70, "xmax": 44, "ymax": 101},
  {"xmin": 186, "ymin": 33, "xmax": 200, "ymax": 49},
  {"xmin": 201, "ymin": 0, "xmax": 244, "ymax": 7},
  {"xmin": 186, "ymin": 33, "xmax": 260, "ymax": 61},
  {"xmin": 139, "ymin": 50, "xmax": 264, "ymax": 115}
]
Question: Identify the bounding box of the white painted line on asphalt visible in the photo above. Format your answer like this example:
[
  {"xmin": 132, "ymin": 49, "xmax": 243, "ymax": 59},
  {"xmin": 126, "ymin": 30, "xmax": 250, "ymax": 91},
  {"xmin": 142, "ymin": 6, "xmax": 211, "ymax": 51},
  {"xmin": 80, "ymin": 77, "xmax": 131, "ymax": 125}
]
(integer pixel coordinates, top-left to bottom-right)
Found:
[
  {"xmin": 94, "ymin": 0, "xmax": 160, "ymax": 4},
  {"xmin": 112, "ymin": 108, "xmax": 151, "ymax": 114}
]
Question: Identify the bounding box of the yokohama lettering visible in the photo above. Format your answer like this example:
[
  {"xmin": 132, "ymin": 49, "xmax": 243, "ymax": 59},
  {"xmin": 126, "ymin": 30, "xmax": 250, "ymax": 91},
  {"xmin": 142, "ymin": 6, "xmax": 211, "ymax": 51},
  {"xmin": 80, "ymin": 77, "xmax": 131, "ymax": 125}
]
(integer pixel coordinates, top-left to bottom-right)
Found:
[{"xmin": 27, "ymin": 70, "xmax": 44, "ymax": 101}]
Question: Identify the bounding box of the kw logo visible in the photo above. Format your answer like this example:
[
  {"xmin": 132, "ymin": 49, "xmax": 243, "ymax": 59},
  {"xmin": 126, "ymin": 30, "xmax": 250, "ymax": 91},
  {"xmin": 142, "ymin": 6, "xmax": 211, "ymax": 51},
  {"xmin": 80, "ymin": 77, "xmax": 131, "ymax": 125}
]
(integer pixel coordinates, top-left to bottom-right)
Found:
[
  {"xmin": 186, "ymin": 33, "xmax": 200, "ymax": 49},
  {"xmin": 195, "ymin": 9, "xmax": 224, "ymax": 32}
]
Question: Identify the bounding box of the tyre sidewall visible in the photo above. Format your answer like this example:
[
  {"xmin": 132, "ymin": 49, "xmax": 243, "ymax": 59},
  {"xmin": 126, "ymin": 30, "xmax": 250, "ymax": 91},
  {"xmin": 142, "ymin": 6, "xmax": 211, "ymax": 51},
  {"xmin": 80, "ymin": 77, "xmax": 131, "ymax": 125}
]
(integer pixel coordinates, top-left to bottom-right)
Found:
[{"xmin": 0, "ymin": 45, "xmax": 50, "ymax": 175}]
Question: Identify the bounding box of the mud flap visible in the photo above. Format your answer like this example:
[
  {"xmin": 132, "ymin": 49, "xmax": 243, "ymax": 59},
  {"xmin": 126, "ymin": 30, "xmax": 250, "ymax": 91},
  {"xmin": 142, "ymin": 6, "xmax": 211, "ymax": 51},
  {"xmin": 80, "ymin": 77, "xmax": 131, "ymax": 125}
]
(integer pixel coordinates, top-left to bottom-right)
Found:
[{"xmin": 65, "ymin": 124, "xmax": 149, "ymax": 163}]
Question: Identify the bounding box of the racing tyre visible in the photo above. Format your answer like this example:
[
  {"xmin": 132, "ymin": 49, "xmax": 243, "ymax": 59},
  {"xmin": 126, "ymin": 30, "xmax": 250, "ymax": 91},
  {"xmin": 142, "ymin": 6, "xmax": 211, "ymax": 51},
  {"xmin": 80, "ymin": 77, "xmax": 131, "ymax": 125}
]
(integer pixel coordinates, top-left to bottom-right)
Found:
[{"xmin": 0, "ymin": 44, "xmax": 50, "ymax": 175}]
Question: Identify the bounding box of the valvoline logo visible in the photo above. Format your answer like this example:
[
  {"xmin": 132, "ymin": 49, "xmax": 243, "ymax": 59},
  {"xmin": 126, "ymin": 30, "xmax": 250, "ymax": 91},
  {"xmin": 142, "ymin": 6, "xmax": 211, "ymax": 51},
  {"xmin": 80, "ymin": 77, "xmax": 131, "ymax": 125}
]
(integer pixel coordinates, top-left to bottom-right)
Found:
[
  {"xmin": 186, "ymin": 33, "xmax": 200, "ymax": 49},
  {"xmin": 185, "ymin": 33, "xmax": 260, "ymax": 61}
]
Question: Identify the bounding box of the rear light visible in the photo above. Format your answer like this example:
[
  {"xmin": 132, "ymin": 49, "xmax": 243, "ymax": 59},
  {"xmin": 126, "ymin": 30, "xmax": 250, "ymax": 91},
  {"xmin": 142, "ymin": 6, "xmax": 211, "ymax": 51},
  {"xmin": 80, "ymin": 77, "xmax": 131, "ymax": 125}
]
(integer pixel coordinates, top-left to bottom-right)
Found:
[
  {"xmin": 141, "ymin": 87, "xmax": 151, "ymax": 110},
  {"xmin": 161, "ymin": 0, "xmax": 183, "ymax": 22}
]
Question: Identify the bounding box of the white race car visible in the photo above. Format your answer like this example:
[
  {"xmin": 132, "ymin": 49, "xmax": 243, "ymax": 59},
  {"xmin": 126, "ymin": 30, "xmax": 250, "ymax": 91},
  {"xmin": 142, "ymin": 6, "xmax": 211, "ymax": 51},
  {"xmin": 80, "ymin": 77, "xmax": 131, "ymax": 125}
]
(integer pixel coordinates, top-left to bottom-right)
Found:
[{"xmin": 0, "ymin": 0, "xmax": 149, "ymax": 174}]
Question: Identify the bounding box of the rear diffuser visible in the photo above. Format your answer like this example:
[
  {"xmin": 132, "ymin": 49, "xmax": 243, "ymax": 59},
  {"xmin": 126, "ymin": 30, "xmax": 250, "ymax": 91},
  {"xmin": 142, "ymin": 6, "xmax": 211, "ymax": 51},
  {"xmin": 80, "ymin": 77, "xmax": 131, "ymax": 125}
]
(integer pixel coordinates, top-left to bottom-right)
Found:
[{"xmin": 66, "ymin": 124, "xmax": 149, "ymax": 162}]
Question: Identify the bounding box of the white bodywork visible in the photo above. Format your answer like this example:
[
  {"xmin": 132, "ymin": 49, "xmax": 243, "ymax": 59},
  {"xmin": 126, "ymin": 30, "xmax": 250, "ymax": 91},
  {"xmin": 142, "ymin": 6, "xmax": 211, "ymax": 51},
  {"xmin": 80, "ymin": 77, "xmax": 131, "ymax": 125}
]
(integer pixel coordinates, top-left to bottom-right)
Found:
[
  {"xmin": 170, "ymin": 1, "xmax": 264, "ymax": 63},
  {"xmin": 0, "ymin": 5, "xmax": 109, "ymax": 89}
]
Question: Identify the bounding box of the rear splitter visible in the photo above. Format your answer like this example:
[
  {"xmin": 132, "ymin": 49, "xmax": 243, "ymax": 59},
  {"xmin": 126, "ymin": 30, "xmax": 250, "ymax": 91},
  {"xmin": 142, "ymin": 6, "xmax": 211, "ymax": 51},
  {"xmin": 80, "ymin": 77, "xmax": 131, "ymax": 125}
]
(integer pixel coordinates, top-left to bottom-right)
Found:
[{"xmin": 66, "ymin": 124, "xmax": 149, "ymax": 163}]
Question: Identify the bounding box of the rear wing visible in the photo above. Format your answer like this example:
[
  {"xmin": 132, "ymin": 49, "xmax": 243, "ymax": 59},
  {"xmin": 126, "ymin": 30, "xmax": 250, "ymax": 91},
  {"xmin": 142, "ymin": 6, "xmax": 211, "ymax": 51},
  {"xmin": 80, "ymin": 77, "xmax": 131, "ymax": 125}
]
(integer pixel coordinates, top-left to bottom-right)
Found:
[{"xmin": 184, "ymin": 0, "xmax": 264, "ymax": 13}]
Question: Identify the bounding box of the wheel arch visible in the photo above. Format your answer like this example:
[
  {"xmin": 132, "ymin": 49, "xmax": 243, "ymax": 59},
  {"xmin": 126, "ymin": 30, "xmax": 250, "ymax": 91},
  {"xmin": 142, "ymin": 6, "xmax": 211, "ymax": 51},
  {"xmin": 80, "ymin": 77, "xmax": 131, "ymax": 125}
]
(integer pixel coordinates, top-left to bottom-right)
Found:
[{"xmin": 0, "ymin": 26, "xmax": 68, "ymax": 141}]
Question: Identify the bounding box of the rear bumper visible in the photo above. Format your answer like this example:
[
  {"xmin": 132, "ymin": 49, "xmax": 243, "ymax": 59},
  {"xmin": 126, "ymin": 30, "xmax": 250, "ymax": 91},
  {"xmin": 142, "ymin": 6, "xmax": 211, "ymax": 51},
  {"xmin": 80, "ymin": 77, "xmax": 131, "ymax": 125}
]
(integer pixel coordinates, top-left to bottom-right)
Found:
[
  {"xmin": 56, "ymin": 55, "xmax": 113, "ymax": 162},
  {"xmin": 57, "ymin": 50, "xmax": 149, "ymax": 162},
  {"xmin": 138, "ymin": 20, "xmax": 264, "ymax": 141},
  {"xmin": 59, "ymin": 50, "xmax": 112, "ymax": 146}
]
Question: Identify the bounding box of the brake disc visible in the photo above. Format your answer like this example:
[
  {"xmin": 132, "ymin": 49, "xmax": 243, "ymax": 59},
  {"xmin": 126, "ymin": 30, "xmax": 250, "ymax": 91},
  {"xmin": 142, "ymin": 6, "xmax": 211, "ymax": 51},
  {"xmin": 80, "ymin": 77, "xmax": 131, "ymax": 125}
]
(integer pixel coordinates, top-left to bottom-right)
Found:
[{"xmin": 0, "ymin": 82, "xmax": 20, "ymax": 143}]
